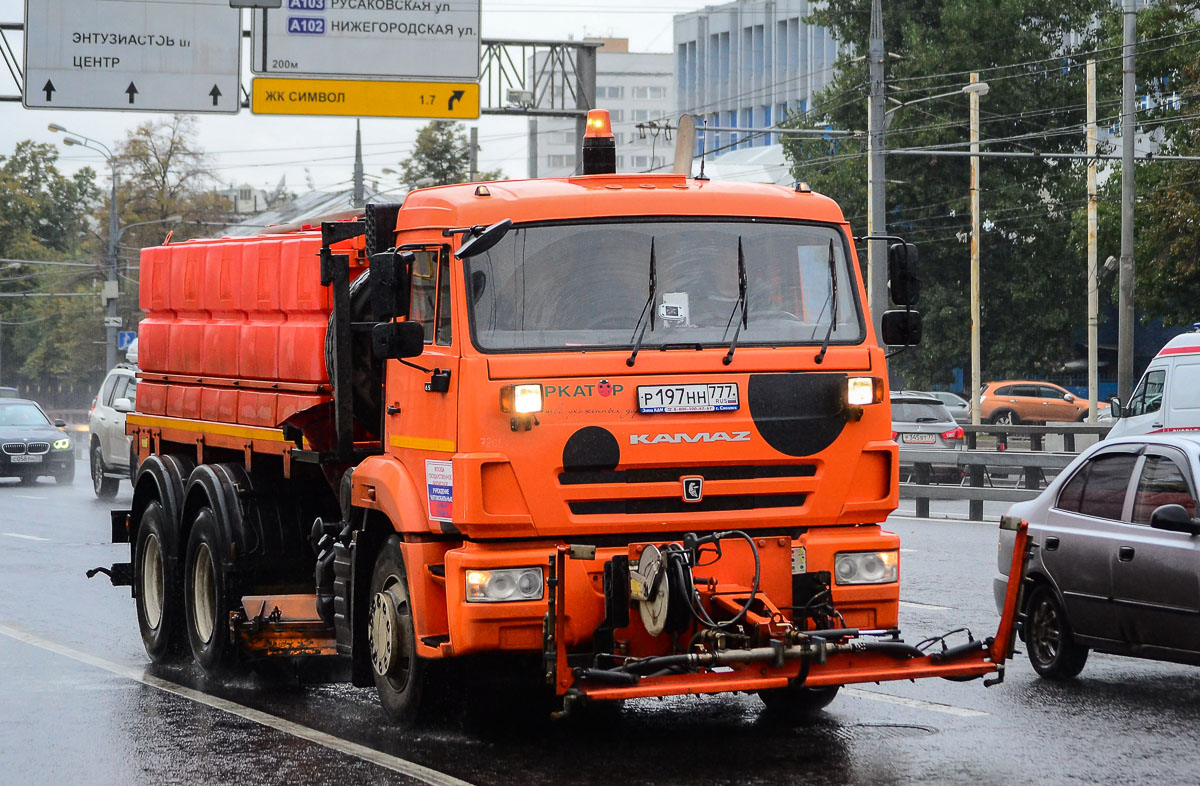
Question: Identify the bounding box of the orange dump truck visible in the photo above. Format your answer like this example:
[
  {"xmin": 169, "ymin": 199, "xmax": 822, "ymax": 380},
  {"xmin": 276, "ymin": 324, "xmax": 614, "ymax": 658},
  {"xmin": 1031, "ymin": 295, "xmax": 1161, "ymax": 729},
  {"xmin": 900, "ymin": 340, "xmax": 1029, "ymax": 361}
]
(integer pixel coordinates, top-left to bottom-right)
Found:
[{"xmin": 95, "ymin": 113, "xmax": 1030, "ymax": 724}]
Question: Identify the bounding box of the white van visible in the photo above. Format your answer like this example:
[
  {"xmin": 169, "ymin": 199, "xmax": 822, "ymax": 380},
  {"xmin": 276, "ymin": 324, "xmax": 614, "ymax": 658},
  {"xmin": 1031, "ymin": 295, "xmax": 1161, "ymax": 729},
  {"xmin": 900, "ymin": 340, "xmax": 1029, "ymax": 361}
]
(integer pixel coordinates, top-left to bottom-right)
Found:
[{"xmin": 1107, "ymin": 332, "xmax": 1200, "ymax": 438}]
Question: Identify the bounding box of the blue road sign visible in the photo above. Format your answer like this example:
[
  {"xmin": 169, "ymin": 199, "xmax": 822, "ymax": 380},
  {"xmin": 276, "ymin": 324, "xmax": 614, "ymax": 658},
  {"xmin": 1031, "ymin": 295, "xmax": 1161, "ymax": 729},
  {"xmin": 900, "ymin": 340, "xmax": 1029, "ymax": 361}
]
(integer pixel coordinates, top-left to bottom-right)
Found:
[{"xmin": 117, "ymin": 331, "xmax": 136, "ymax": 351}]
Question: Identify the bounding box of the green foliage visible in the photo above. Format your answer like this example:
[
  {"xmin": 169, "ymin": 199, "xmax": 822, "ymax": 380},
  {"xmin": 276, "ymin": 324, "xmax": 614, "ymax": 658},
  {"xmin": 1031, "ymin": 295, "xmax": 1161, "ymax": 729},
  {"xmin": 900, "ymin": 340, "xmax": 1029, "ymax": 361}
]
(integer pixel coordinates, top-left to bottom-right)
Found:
[
  {"xmin": 398, "ymin": 121, "xmax": 503, "ymax": 187},
  {"xmin": 786, "ymin": 0, "xmax": 1110, "ymax": 389},
  {"xmin": 0, "ymin": 142, "xmax": 101, "ymax": 396}
]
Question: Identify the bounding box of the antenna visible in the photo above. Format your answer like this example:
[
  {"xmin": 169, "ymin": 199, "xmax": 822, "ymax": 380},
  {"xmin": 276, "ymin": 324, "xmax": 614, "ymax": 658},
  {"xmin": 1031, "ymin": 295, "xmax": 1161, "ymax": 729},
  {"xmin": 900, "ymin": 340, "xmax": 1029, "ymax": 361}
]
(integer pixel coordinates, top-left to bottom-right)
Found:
[{"xmin": 695, "ymin": 118, "xmax": 709, "ymax": 181}]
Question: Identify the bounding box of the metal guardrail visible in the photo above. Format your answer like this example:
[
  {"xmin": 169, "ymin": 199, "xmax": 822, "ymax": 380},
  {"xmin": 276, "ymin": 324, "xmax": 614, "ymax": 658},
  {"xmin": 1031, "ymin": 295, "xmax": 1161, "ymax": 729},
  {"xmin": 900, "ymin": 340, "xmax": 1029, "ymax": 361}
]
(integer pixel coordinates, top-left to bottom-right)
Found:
[{"xmin": 899, "ymin": 422, "xmax": 1112, "ymax": 521}]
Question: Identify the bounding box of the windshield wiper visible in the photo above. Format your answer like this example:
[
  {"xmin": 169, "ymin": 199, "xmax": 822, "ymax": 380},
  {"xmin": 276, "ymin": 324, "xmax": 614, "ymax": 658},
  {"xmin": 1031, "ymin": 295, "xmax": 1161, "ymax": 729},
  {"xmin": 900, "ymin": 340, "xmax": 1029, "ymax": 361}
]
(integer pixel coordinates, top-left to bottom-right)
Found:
[
  {"xmin": 813, "ymin": 239, "xmax": 839, "ymax": 365},
  {"xmin": 626, "ymin": 238, "xmax": 658, "ymax": 367},
  {"xmin": 722, "ymin": 237, "xmax": 748, "ymax": 365}
]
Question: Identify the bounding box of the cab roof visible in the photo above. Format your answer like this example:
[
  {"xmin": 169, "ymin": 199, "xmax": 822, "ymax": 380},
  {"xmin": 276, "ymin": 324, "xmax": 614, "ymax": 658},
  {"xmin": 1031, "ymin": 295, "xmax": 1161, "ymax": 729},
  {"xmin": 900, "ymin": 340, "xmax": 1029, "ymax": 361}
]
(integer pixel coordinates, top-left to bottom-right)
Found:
[{"xmin": 397, "ymin": 174, "xmax": 848, "ymax": 231}]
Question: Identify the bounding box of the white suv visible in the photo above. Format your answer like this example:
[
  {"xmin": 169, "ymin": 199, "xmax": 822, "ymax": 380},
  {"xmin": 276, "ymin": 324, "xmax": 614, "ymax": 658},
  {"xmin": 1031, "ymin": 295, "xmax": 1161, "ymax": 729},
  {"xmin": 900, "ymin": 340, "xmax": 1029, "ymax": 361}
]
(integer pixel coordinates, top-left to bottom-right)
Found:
[{"xmin": 89, "ymin": 362, "xmax": 138, "ymax": 498}]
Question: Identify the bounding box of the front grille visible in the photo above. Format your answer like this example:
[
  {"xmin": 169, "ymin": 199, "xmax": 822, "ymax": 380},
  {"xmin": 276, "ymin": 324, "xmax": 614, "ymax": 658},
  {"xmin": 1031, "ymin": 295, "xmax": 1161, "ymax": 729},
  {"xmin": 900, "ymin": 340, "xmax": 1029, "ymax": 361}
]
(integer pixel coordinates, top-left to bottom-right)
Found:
[
  {"xmin": 569, "ymin": 493, "xmax": 808, "ymax": 516},
  {"xmin": 2, "ymin": 443, "xmax": 25, "ymax": 455},
  {"xmin": 559, "ymin": 464, "xmax": 817, "ymax": 485},
  {"xmin": 26, "ymin": 442, "xmax": 49, "ymax": 455}
]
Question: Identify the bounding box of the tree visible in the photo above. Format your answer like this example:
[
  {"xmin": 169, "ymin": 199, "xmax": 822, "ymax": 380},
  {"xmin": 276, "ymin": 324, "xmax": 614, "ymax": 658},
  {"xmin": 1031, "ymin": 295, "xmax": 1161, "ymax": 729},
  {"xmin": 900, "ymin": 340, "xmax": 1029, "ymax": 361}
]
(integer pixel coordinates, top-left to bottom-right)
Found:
[
  {"xmin": 397, "ymin": 121, "xmax": 503, "ymax": 187},
  {"xmin": 785, "ymin": 0, "xmax": 1110, "ymax": 390},
  {"xmin": 0, "ymin": 141, "xmax": 101, "ymax": 397}
]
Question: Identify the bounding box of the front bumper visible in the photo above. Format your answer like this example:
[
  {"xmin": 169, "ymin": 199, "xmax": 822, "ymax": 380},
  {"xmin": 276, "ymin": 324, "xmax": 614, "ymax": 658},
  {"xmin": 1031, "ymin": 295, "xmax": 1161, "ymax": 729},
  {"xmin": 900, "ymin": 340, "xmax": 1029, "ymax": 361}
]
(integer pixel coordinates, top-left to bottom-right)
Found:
[{"xmin": 1, "ymin": 452, "xmax": 72, "ymax": 476}]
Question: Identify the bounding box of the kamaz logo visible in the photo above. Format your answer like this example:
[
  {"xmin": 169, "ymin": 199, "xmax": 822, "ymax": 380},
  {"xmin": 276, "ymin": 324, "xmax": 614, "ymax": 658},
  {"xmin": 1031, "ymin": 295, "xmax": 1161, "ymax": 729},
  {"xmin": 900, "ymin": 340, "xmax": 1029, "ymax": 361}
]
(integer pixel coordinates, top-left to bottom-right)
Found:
[{"xmin": 628, "ymin": 431, "xmax": 751, "ymax": 445}]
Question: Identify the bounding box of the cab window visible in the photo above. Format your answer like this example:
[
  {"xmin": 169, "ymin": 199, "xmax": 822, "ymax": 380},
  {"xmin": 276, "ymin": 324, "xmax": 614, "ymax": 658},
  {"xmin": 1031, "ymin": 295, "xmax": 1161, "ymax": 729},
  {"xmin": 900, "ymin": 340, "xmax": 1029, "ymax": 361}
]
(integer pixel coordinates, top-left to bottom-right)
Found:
[
  {"xmin": 1132, "ymin": 453, "xmax": 1196, "ymax": 524},
  {"xmin": 410, "ymin": 250, "xmax": 438, "ymax": 343},
  {"xmin": 435, "ymin": 256, "xmax": 452, "ymax": 346},
  {"xmin": 1127, "ymin": 369, "xmax": 1166, "ymax": 417}
]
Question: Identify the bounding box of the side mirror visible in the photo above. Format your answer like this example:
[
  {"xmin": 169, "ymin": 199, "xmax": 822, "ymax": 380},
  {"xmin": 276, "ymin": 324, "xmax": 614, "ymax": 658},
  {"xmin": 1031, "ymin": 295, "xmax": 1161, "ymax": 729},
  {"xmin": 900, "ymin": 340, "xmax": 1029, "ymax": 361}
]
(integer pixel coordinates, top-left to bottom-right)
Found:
[
  {"xmin": 1149, "ymin": 504, "xmax": 1200, "ymax": 536},
  {"xmin": 887, "ymin": 242, "xmax": 920, "ymax": 306},
  {"xmin": 1108, "ymin": 396, "xmax": 1123, "ymax": 418},
  {"xmin": 54, "ymin": 418, "xmax": 67, "ymax": 428},
  {"xmin": 372, "ymin": 320, "xmax": 425, "ymax": 361},
  {"xmin": 370, "ymin": 249, "xmax": 412, "ymax": 320},
  {"xmin": 455, "ymin": 218, "xmax": 513, "ymax": 259},
  {"xmin": 112, "ymin": 398, "xmax": 132, "ymax": 413},
  {"xmin": 1064, "ymin": 393, "xmax": 1075, "ymax": 402},
  {"xmin": 881, "ymin": 309, "xmax": 922, "ymax": 346}
]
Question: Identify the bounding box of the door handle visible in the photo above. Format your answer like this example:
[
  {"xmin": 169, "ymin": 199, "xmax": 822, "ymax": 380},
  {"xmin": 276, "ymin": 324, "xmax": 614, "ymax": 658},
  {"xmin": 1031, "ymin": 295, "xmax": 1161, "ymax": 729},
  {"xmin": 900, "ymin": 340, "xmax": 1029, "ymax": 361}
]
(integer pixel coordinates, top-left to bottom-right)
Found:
[
  {"xmin": 1152, "ymin": 423, "xmax": 1163, "ymax": 429},
  {"xmin": 1044, "ymin": 536, "xmax": 1059, "ymax": 551},
  {"xmin": 1118, "ymin": 546, "xmax": 1135, "ymax": 562}
]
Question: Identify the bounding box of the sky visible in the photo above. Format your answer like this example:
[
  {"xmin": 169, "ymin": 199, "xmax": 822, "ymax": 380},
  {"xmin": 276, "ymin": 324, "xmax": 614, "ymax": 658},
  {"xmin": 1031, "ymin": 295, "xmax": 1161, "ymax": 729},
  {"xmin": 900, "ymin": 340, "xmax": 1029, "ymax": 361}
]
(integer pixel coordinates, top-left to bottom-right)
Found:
[{"xmin": 0, "ymin": 0, "xmax": 705, "ymax": 198}]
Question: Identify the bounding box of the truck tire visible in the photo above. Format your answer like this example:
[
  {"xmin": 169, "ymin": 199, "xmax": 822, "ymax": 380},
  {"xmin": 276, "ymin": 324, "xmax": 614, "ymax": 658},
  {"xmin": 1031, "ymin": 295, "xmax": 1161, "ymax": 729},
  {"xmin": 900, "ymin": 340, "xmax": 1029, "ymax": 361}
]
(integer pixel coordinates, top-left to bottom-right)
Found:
[
  {"xmin": 136, "ymin": 500, "xmax": 184, "ymax": 661},
  {"xmin": 184, "ymin": 507, "xmax": 236, "ymax": 673},
  {"xmin": 91, "ymin": 442, "xmax": 118, "ymax": 499},
  {"xmin": 368, "ymin": 535, "xmax": 437, "ymax": 725},
  {"xmin": 758, "ymin": 683, "xmax": 841, "ymax": 718}
]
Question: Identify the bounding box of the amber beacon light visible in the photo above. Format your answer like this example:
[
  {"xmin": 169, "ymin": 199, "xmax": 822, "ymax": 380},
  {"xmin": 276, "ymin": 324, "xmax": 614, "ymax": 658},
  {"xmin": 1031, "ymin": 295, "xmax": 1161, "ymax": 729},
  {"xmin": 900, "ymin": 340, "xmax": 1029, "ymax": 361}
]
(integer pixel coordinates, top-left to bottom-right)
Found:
[{"xmin": 582, "ymin": 109, "xmax": 617, "ymax": 175}]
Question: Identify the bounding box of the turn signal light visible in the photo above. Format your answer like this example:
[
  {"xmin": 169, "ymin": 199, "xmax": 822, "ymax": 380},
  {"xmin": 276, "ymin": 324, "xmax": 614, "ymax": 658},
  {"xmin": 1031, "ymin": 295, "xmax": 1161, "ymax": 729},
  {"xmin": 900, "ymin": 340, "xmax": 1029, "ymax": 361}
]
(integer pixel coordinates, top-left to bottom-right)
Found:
[{"xmin": 847, "ymin": 377, "xmax": 884, "ymax": 406}]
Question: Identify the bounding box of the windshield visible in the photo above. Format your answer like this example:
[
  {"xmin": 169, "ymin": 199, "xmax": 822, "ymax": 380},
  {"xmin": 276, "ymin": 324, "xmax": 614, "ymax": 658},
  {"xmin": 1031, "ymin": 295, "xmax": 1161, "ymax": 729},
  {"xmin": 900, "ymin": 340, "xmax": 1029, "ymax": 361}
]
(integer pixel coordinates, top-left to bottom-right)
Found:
[
  {"xmin": 892, "ymin": 401, "xmax": 954, "ymax": 423},
  {"xmin": 0, "ymin": 403, "xmax": 51, "ymax": 427},
  {"xmin": 463, "ymin": 219, "xmax": 863, "ymax": 352}
]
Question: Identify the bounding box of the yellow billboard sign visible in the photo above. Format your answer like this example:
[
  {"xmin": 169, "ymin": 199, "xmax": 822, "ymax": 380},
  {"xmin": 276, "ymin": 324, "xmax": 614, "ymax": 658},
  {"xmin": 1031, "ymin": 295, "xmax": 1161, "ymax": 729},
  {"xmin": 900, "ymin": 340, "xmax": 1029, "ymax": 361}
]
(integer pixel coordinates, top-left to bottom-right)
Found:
[{"xmin": 251, "ymin": 78, "xmax": 479, "ymax": 119}]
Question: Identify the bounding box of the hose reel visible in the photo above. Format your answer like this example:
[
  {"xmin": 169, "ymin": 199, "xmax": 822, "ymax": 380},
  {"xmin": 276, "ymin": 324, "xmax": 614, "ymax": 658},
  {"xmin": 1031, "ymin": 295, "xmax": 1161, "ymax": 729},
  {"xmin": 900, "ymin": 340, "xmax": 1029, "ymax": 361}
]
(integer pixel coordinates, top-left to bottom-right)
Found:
[{"xmin": 629, "ymin": 544, "xmax": 691, "ymax": 636}]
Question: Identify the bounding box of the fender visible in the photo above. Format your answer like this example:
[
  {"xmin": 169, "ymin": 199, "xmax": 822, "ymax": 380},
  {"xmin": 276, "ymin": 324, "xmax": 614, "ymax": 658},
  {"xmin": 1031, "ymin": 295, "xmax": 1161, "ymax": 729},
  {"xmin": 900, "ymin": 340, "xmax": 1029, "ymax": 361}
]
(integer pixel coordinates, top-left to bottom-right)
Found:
[
  {"xmin": 350, "ymin": 454, "xmax": 430, "ymax": 534},
  {"xmin": 181, "ymin": 464, "xmax": 247, "ymax": 576},
  {"xmin": 128, "ymin": 453, "xmax": 196, "ymax": 557}
]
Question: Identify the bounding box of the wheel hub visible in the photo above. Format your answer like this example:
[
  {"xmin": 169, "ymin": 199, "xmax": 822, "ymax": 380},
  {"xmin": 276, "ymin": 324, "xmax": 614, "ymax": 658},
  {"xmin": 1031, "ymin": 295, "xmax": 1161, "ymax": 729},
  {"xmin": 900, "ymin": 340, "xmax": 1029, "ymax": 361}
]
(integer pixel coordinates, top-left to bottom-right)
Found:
[
  {"xmin": 141, "ymin": 533, "xmax": 164, "ymax": 630},
  {"xmin": 191, "ymin": 542, "xmax": 217, "ymax": 644},
  {"xmin": 368, "ymin": 587, "xmax": 410, "ymax": 682}
]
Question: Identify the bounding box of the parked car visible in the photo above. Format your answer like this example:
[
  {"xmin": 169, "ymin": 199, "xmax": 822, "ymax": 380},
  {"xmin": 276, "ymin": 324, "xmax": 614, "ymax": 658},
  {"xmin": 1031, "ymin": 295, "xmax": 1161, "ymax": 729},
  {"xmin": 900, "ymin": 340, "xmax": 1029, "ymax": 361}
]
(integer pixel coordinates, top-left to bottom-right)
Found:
[
  {"xmin": 0, "ymin": 398, "xmax": 74, "ymax": 484},
  {"xmin": 1107, "ymin": 332, "xmax": 1200, "ymax": 440},
  {"xmin": 995, "ymin": 434, "xmax": 1200, "ymax": 680},
  {"xmin": 979, "ymin": 380, "xmax": 1108, "ymax": 425},
  {"xmin": 915, "ymin": 390, "xmax": 971, "ymax": 424},
  {"xmin": 88, "ymin": 362, "xmax": 138, "ymax": 498}
]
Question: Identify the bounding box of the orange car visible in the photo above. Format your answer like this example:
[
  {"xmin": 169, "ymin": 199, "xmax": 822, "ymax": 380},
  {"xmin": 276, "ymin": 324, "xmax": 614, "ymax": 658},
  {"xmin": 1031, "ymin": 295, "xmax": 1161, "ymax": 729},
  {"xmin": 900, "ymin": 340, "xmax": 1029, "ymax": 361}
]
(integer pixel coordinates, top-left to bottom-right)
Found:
[{"xmin": 979, "ymin": 380, "xmax": 1108, "ymax": 425}]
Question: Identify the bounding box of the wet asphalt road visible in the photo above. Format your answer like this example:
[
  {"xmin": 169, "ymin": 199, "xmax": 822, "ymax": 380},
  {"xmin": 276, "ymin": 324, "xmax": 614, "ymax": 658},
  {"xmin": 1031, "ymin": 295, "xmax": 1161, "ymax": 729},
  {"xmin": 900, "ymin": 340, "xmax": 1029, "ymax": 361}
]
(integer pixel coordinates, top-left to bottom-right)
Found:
[{"xmin": 2, "ymin": 460, "xmax": 1199, "ymax": 786}]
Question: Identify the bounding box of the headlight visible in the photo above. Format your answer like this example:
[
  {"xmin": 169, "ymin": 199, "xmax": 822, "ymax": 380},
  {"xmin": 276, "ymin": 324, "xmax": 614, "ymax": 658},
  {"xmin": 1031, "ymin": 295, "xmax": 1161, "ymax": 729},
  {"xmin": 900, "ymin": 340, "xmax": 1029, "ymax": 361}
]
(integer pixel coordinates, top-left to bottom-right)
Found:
[
  {"xmin": 833, "ymin": 551, "xmax": 898, "ymax": 585},
  {"xmin": 847, "ymin": 377, "xmax": 883, "ymax": 406},
  {"xmin": 52, "ymin": 438, "xmax": 71, "ymax": 450},
  {"xmin": 465, "ymin": 567, "xmax": 544, "ymax": 602},
  {"xmin": 499, "ymin": 384, "xmax": 543, "ymax": 414}
]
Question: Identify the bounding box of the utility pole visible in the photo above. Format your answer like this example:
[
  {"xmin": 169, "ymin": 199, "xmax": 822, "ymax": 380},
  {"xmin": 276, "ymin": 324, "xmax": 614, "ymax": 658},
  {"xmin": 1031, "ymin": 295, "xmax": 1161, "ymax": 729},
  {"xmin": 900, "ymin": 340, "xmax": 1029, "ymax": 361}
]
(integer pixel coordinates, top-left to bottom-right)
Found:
[
  {"xmin": 574, "ymin": 44, "xmax": 597, "ymax": 175},
  {"xmin": 1119, "ymin": 0, "xmax": 1137, "ymax": 402},
  {"xmin": 969, "ymin": 72, "xmax": 982, "ymax": 426},
  {"xmin": 528, "ymin": 117, "xmax": 539, "ymax": 178},
  {"xmin": 866, "ymin": 0, "xmax": 887, "ymax": 342},
  {"xmin": 105, "ymin": 166, "xmax": 119, "ymax": 372},
  {"xmin": 469, "ymin": 125, "xmax": 479, "ymax": 181},
  {"xmin": 352, "ymin": 119, "xmax": 364, "ymax": 208},
  {"xmin": 1087, "ymin": 60, "xmax": 1099, "ymax": 422}
]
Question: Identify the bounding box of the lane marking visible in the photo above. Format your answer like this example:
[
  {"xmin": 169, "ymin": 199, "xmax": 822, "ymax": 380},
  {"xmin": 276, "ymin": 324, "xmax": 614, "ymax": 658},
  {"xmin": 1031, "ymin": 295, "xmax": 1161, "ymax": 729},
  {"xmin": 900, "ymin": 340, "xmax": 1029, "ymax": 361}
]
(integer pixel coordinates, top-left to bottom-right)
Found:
[
  {"xmin": 900, "ymin": 548, "xmax": 917, "ymax": 553},
  {"xmin": 14, "ymin": 495, "xmax": 46, "ymax": 500},
  {"xmin": 3, "ymin": 533, "xmax": 49, "ymax": 542},
  {"xmin": 844, "ymin": 687, "xmax": 988, "ymax": 717},
  {"xmin": 899, "ymin": 600, "xmax": 951, "ymax": 611},
  {"xmin": 0, "ymin": 623, "xmax": 474, "ymax": 786}
]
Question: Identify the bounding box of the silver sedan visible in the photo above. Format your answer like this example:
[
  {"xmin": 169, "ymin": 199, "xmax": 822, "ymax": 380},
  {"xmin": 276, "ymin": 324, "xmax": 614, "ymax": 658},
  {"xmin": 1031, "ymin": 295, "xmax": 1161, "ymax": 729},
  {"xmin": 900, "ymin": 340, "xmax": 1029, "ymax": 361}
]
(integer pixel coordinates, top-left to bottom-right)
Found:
[{"xmin": 995, "ymin": 434, "xmax": 1200, "ymax": 679}]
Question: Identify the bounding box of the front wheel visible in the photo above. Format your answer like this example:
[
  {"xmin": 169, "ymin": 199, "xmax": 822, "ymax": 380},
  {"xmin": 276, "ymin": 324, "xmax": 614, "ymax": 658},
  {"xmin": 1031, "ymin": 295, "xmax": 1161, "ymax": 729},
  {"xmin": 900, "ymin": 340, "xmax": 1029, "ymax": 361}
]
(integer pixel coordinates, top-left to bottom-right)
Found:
[
  {"xmin": 368, "ymin": 536, "xmax": 439, "ymax": 725},
  {"xmin": 1026, "ymin": 585, "xmax": 1088, "ymax": 680},
  {"xmin": 183, "ymin": 507, "xmax": 235, "ymax": 674},
  {"xmin": 91, "ymin": 443, "xmax": 118, "ymax": 498},
  {"xmin": 758, "ymin": 683, "xmax": 841, "ymax": 719}
]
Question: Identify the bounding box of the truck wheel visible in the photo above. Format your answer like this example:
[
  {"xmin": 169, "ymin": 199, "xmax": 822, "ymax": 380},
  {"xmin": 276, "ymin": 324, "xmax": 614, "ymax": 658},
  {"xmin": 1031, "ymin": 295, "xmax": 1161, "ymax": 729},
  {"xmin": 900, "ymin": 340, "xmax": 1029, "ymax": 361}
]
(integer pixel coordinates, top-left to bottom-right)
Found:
[
  {"xmin": 136, "ymin": 500, "xmax": 184, "ymax": 661},
  {"xmin": 758, "ymin": 683, "xmax": 841, "ymax": 718},
  {"xmin": 91, "ymin": 443, "xmax": 118, "ymax": 499},
  {"xmin": 368, "ymin": 536, "xmax": 434, "ymax": 725},
  {"xmin": 184, "ymin": 507, "xmax": 235, "ymax": 673},
  {"xmin": 1026, "ymin": 585, "xmax": 1088, "ymax": 680}
]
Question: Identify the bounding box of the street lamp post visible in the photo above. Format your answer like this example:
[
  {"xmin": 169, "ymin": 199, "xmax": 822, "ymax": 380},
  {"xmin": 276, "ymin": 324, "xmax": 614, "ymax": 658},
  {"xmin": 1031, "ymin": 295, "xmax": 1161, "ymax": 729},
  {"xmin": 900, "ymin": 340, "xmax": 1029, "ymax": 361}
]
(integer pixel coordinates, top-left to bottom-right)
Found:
[{"xmin": 49, "ymin": 123, "xmax": 121, "ymax": 370}]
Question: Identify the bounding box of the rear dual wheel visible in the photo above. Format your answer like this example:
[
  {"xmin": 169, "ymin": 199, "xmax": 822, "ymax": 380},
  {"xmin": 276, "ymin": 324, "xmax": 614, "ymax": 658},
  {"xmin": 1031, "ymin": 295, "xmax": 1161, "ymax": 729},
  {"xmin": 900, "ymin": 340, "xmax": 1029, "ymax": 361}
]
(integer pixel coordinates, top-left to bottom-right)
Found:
[
  {"xmin": 135, "ymin": 500, "xmax": 184, "ymax": 661},
  {"xmin": 183, "ymin": 507, "xmax": 236, "ymax": 674}
]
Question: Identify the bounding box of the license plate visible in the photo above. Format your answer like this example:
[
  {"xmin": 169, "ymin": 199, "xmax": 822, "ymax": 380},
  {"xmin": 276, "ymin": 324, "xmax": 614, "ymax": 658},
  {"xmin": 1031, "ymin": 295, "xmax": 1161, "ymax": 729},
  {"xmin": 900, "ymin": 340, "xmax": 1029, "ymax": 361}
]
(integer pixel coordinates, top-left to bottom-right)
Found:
[
  {"xmin": 637, "ymin": 383, "xmax": 740, "ymax": 414},
  {"xmin": 901, "ymin": 433, "xmax": 936, "ymax": 444},
  {"xmin": 9, "ymin": 454, "xmax": 41, "ymax": 463}
]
